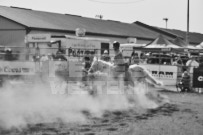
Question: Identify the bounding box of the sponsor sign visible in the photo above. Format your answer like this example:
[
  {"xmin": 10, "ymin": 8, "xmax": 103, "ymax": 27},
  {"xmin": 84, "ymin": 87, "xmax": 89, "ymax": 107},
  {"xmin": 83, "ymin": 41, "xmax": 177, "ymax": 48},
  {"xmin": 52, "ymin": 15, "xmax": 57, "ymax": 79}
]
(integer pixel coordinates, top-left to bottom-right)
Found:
[
  {"xmin": 64, "ymin": 39, "xmax": 100, "ymax": 50},
  {"xmin": 193, "ymin": 68, "xmax": 203, "ymax": 88},
  {"xmin": 0, "ymin": 61, "xmax": 35, "ymax": 75},
  {"xmin": 161, "ymin": 48, "xmax": 171, "ymax": 52},
  {"xmin": 140, "ymin": 64, "xmax": 178, "ymax": 85},
  {"xmin": 27, "ymin": 34, "xmax": 51, "ymax": 42}
]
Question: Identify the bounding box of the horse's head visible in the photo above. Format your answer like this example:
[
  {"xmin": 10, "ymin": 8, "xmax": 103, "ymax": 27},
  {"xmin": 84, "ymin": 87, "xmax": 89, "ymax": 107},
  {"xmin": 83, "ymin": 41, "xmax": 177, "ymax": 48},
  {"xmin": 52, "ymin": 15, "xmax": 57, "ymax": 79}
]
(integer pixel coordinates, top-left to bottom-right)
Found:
[{"xmin": 88, "ymin": 58, "xmax": 112, "ymax": 73}]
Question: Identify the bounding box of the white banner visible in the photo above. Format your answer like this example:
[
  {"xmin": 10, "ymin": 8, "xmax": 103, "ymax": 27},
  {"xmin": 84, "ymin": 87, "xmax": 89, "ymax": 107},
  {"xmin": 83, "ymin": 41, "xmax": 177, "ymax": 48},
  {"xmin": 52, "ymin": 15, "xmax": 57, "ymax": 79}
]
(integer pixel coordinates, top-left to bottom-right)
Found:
[
  {"xmin": 64, "ymin": 39, "xmax": 100, "ymax": 49},
  {"xmin": 140, "ymin": 64, "xmax": 178, "ymax": 86},
  {"xmin": 0, "ymin": 61, "xmax": 35, "ymax": 75},
  {"xmin": 26, "ymin": 34, "xmax": 51, "ymax": 42}
]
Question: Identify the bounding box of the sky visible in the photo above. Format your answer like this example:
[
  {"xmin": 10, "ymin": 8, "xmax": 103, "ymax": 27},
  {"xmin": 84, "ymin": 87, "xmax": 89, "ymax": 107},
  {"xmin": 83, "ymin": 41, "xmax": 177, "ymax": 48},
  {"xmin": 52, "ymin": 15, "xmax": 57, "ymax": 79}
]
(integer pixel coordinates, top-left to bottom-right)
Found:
[{"xmin": 1, "ymin": 0, "xmax": 203, "ymax": 34}]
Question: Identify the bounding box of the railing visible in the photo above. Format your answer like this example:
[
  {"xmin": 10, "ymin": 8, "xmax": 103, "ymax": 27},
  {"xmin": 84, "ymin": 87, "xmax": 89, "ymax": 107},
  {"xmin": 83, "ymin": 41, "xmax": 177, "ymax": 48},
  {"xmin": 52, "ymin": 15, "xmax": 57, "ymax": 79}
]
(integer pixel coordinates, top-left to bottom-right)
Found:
[{"xmin": 0, "ymin": 47, "xmax": 202, "ymax": 92}]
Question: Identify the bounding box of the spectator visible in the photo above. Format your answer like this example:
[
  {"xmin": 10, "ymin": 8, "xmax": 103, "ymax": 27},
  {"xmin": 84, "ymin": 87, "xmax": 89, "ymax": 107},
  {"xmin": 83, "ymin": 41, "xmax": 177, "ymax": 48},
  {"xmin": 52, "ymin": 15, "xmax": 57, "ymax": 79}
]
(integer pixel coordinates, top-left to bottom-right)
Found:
[
  {"xmin": 139, "ymin": 53, "xmax": 147, "ymax": 64},
  {"xmin": 4, "ymin": 48, "xmax": 14, "ymax": 61},
  {"xmin": 186, "ymin": 56, "xmax": 199, "ymax": 73},
  {"xmin": 172, "ymin": 56, "xmax": 183, "ymax": 66},
  {"xmin": 131, "ymin": 52, "xmax": 139, "ymax": 65},
  {"xmin": 47, "ymin": 53, "xmax": 54, "ymax": 61},
  {"xmin": 55, "ymin": 51, "xmax": 67, "ymax": 61},
  {"xmin": 68, "ymin": 47, "xmax": 72, "ymax": 57},
  {"xmin": 186, "ymin": 56, "xmax": 199, "ymax": 92},
  {"xmin": 180, "ymin": 70, "xmax": 191, "ymax": 92},
  {"xmin": 40, "ymin": 54, "xmax": 49, "ymax": 61},
  {"xmin": 101, "ymin": 50, "xmax": 110, "ymax": 62}
]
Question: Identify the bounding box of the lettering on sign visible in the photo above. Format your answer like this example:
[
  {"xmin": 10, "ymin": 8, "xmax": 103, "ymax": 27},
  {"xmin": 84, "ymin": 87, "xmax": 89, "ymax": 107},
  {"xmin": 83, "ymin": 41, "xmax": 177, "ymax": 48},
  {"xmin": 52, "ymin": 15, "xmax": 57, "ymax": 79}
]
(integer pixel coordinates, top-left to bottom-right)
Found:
[
  {"xmin": 67, "ymin": 48, "xmax": 96, "ymax": 57},
  {"xmin": 72, "ymin": 43, "xmax": 96, "ymax": 48},
  {"xmin": 27, "ymin": 34, "xmax": 51, "ymax": 42},
  {"xmin": 198, "ymin": 76, "xmax": 203, "ymax": 81},
  {"xmin": 0, "ymin": 66, "xmax": 33, "ymax": 73},
  {"xmin": 151, "ymin": 71, "xmax": 173, "ymax": 78},
  {"xmin": 32, "ymin": 37, "xmax": 47, "ymax": 40}
]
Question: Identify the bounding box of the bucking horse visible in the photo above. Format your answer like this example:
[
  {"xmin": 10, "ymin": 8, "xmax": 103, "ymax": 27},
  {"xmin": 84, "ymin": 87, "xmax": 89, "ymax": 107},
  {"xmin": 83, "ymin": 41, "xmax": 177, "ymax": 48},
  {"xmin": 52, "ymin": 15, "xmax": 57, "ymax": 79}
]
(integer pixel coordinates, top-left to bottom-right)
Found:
[{"xmin": 86, "ymin": 58, "xmax": 162, "ymax": 93}]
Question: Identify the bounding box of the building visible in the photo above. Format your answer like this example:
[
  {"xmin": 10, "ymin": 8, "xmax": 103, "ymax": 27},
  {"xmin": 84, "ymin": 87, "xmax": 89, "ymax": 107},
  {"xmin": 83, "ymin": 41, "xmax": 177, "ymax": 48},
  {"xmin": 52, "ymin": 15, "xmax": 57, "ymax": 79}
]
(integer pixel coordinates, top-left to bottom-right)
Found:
[{"xmin": 0, "ymin": 5, "xmax": 203, "ymax": 49}]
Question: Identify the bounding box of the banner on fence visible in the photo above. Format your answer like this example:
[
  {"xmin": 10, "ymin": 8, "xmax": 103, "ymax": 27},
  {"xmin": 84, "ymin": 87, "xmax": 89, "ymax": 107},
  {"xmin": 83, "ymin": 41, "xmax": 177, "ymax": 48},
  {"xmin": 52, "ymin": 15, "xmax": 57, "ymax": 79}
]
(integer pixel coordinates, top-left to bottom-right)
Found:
[
  {"xmin": 0, "ymin": 61, "xmax": 35, "ymax": 75},
  {"xmin": 140, "ymin": 64, "xmax": 178, "ymax": 86},
  {"xmin": 193, "ymin": 68, "xmax": 203, "ymax": 88}
]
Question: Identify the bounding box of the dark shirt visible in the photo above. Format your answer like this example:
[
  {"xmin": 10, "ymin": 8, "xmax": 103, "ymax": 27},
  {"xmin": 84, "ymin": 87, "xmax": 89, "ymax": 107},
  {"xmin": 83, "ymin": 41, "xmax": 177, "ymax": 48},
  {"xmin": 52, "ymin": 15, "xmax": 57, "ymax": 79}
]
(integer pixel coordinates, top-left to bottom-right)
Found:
[
  {"xmin": 4, "ymin": 53, "xmax": 15, "ymax": 61},
  {"xmin": 181, "ymin": 73, "xmax": 190, "ymax": 87},
  {"xmin": 54, "ymin": 55, "xmax": 67, "ymax": 61}
]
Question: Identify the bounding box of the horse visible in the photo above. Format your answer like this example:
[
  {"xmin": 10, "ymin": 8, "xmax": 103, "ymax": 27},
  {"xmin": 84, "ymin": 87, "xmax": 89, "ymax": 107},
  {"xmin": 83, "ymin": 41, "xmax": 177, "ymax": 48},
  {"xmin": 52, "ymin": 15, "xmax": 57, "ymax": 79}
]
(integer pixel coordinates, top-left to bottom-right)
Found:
[
  {"xmin": 86, "ymin": 58, "xmax": 165, "ymax": 105},
  {"xmin": 87, "ymin": 58, "xmax": 162, "ymax": 88}
]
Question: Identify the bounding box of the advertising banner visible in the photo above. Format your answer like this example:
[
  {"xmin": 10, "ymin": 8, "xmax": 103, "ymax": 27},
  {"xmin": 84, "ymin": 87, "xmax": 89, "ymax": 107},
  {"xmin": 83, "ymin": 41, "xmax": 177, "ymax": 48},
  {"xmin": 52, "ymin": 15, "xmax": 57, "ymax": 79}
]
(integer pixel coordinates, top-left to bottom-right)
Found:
[
  {"xmin": 193, "ymin": 68, "xmax": 203, "ymax": 88},
  {"xmin": 0, "ymin": 61, "xmax": 35, "ymax": 75},
  {"xmin": 26, "ymin": 34, "xmax": 51, "ymax": 42},
  {"xmin": 140, "ymin": 64, "xmax": 178, "ymax": 85}
]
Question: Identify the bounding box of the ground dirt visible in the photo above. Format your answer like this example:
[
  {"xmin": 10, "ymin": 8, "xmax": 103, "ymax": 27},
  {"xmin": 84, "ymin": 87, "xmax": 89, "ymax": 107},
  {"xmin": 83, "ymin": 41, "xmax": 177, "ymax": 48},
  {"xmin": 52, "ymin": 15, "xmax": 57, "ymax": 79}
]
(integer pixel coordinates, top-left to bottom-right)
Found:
[{"xmin": 1, "ymin": 90, "xmax": 203, "ymax": 135}]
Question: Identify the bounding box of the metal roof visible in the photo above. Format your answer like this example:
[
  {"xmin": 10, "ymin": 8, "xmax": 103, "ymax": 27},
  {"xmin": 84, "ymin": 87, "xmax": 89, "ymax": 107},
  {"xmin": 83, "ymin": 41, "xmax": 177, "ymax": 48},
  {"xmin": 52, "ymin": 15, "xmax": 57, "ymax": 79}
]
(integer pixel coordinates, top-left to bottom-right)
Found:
[
  {"xmin": 161, "ymin": 29, "xmax": 203, "ymax": 45},
  {"xmin": 0, "ymin": 6, "xmax": 159, "ymax": 39},
  {"xmin": 134, "ymin": 21, "xmax": 203, "ymax": 45}
]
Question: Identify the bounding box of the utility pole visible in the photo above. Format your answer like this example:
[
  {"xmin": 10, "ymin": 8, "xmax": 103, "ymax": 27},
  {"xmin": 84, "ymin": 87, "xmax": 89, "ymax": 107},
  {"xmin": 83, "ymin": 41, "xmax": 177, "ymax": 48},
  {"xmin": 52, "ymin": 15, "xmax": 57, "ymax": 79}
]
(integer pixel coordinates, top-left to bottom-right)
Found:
[
  {"xmin": 163, "ymin": 18, "xmax": 168, "ymax": 29},
  {"xmin": 186, "ymin": 0, "xmax": 190, "ymax": 46}
]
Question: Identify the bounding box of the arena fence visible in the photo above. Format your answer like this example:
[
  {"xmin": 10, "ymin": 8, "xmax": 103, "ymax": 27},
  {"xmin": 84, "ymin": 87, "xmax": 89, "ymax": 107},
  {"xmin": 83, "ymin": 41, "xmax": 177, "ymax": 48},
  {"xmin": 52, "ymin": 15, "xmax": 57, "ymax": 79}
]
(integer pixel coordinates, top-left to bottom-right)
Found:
[{"xmin": 0, "ymin": 47, "xmax": 202, "ymax": 93}]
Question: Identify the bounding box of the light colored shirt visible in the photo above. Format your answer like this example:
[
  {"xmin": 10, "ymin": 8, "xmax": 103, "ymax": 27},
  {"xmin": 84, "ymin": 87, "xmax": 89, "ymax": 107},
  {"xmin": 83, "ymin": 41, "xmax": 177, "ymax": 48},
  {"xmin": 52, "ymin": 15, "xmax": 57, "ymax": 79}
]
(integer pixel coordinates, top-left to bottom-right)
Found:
[
  {"xmin": 114, "ymin": 50, "xmax": 125, "ymax": 65},
  {"xmin": 186, "ymin": 60, "xmax": 199, "ymax": 73}
]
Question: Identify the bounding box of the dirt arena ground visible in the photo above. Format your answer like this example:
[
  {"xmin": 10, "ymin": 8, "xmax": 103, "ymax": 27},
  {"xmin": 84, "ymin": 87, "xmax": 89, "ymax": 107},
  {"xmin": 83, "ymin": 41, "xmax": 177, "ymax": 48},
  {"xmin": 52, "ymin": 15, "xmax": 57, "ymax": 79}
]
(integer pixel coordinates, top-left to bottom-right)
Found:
[{"xmin": 1, "ymin": 89, "xmax": 203, "ymax": 135}]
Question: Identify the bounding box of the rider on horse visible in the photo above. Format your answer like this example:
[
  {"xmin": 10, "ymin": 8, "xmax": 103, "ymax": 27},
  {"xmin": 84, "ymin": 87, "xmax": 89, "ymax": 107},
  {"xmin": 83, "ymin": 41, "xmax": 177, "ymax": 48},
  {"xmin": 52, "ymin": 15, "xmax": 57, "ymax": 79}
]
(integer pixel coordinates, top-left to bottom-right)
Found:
[{"xmin": 112, "ymin": 41, "xmax": 134, "ymax": 86}]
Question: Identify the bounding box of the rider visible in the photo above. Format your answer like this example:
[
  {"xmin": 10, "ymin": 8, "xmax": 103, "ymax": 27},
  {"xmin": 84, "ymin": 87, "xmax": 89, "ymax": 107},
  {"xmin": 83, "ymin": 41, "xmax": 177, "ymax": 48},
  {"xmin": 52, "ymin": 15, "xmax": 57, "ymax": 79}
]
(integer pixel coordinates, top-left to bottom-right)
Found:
[{"xmin": 112, "ymin": 41, "xmax": 134, "ymax": 86}]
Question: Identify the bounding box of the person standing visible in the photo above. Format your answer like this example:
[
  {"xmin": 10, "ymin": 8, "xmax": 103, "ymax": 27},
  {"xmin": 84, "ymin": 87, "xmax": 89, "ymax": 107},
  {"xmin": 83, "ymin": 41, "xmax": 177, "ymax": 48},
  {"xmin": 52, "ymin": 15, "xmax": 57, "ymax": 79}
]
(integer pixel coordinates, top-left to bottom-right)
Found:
[
  {"xmin": 186, "ymin": 56, "xmax": 199, "ymax": 73},
  {"xmin": 186, "ymin": 56, "xmax": 199, "ymax": 92},
  {"xmin": 101, "ymin": 50, "xmax": 110, "ymax": 62},
  {"xmin": 131, "ymin": 52, "xmax": 140, "ymax": 65}
]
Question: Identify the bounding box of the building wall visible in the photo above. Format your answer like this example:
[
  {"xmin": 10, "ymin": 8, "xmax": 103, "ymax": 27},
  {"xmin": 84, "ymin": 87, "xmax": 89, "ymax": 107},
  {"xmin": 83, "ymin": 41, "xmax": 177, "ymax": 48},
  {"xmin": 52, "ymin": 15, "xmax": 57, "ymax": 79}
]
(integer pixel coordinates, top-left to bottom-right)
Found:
[
  {"xmin": 0, "ymin": 16, "xmax": 152, "ymax": 48},
  {"xmin": 0, "ymin": 16, "xmax": 26, "ymax": 47},
  {"xmin": 29, "ymin": 30, "xmax": 151, "ymax": 45}
]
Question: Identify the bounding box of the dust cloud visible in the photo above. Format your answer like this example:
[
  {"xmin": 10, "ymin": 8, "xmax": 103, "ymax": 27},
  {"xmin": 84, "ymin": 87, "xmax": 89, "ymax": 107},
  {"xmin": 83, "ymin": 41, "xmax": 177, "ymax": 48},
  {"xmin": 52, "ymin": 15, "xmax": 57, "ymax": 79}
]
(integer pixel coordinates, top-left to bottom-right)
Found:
[{"xmin": 0, "ymin": 76, "xmax": 166, "ymax": 130}]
